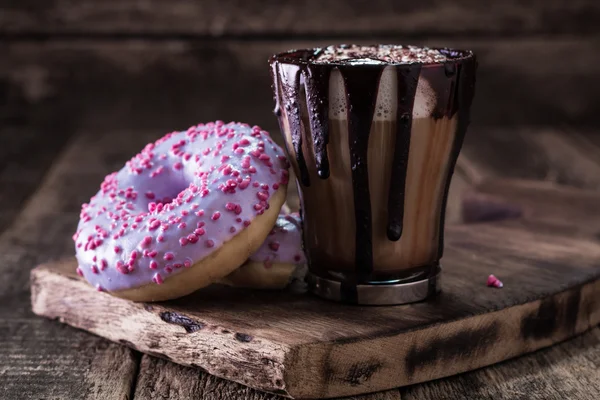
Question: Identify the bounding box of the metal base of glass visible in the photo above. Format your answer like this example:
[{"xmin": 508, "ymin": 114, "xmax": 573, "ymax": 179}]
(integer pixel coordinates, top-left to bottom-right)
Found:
[{"xmin": 307, "ymin": 264, "xmax": 441, "ymax": 305}]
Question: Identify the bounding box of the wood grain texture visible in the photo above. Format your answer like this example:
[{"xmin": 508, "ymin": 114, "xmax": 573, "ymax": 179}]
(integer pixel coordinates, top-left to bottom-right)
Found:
[
  {"xmin": 32, "ymin": 213, "xmax": 600, "ymax": 398},
  {"xmin": 2, "ymin": 38, "xmax": 600, "ymax": 135},
  {"xmin": 458, "ymin": 128, "xmax": 600, "ymax": 186},
  {"xmin": 0, "ymin": 295, "xmax": 139, "ymax": 400},
  {"xmin": 464, "ymin": 179, "xmax": 600, "ymax": 237},
  {"xmin": 2, "ymin": 0, "xmax": 599, "ymax": 36},
  {"xmin": 134, "ymin": 354, "xmax": 402, "ymax": 400},
  {"xmin": 401, "ymin": 326, "xmax": 600, "ymax": 400}
]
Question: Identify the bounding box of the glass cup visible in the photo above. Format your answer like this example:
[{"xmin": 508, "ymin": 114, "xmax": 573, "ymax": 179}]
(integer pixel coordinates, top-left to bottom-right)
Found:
[{"xmin": 269, "ymin": 45, "xmax": 477, "ymax": 304}]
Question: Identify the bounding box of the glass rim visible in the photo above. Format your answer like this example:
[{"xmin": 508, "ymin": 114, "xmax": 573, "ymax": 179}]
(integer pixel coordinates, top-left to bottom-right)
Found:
[{"xmin": 269, "ymin": 44, "xmax": 475, "ymax": 68}]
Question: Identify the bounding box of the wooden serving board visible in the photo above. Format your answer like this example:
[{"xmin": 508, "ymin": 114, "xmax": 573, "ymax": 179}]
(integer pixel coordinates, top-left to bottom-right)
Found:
[{"xmin": 31, "ymin": 182, "xmax": 600, "ymax": 399}]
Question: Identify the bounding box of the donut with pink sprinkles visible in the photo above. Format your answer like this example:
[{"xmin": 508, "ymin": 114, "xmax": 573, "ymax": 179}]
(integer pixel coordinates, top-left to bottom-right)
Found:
[{"xmin": 74, "ymin": 121, "xmax": 290, "ymax": 301}]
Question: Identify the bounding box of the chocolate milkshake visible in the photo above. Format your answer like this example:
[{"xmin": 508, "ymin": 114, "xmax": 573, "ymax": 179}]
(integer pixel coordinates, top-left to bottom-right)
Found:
[{"xmin": 270, "ymin": 45, "xmax": 476, "ymax": 304}]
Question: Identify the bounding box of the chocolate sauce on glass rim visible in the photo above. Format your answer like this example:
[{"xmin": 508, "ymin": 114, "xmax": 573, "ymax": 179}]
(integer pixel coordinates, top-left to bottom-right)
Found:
[{"xmin": 270, "ymin": 44, "xmax": 477, "ymax": 304}]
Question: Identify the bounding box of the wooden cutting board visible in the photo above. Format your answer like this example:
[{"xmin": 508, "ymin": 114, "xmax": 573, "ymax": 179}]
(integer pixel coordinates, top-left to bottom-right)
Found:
[{"xmin": 31, "ymin": 180, "xmax": 600, "ymax": 399}]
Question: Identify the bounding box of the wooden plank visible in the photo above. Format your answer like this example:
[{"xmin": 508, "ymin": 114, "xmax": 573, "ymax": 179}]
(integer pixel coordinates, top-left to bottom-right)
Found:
[
  {"xmin": 134, "ymin": 328, "xmax": 600, "ymax": 400},
  {"xmin": 1, "ymin": 0, "xmax": 599, "ymax": 36},
  {"xmin": 401, "ymin": 326, "xmax": 600, "ymax": 400},
  {"xmin": 2, "ymin": 38, "xmax": 599, "ymax": 135},
  {"xmin": 32, "ymin": 215, "xmax": 600, "ymax": 398}
]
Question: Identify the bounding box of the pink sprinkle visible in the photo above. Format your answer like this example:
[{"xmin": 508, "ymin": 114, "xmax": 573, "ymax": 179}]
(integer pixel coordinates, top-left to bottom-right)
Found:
[
  {"xmin": 211, "ymin": 211, "xmax": 221, "ymax": 221},
  {"xmin": 164, "ymin": 252, "xmax": 174, "ymax": 261},
  {"xmin": 205, "ymin": 239, "xmax": 215, "ymax": 248},
  {"xmin": 145, "ymin": 191, "xmax": 156, "ymax": 199},
  {"xmin": 76, "ymin": 267, "xmax": 84, "ymax": 277},
  {"xmin": 272, "ymin": 183, "xmax": 280, "ymax": 190},
  {"xmin": 184, "ymin": 259, "xmax": 192, "ymax": 268},
  {"xmin": 178, "ymin": 222, "xmax": 187, "ymax": 229},
  {"xmin": 179, "ymin": 237, "xmax": 188, "ymax": 246},
  {"xmin": 173, "ymin": 162, "xmax": 183, "ymax": 170},
  {"xmin": 243, "ymin": 220, "xmax": 251, "ymax": 227},
  {"xmin": 487, "ymin": 274, "xmax": 503, "ymax": 288},
  {"xmin": 149, "ymin": 219, "xmax": 161, "ymax": 230},
  {"xmin": 194, "ymin": 228, "xmax": 205, "ymax": 236},
  {"xmin": 116, "ymin": 261, "xmax": 128, "ymax": 275},
  {"xmin": 114, "ymin": 246, "xmax": 121, "ymax": 254},
  {"xmin": 269, "ymin": 242, "xmax": 280, "ymax": 251},
  {"xmin": 149, "ymin": 250, "xmax": 158, "ymax": 258},
  {"xmin": 96, "ymin": 285, "xmax": 105, "ymax": 292},
  {"xmin": 257, "ymin": 191, "xmax": 269, "ymax": 201},
  {"xmin": 229, "ymin": 226, "xmax": 236, "ymax": 233},
  {"xmin": 157, "ymin": 235, "xmax": 165, "ymax": 243},
  {"xmin": 222, "ymin": 166, "xmax": 232, "ymax": 175},
  {"xmin": 197, "ymin": 221, "xmax": 206, "ymax": 228},
  {"xmin": 100, "ymin": 259, "xmax": 108, "ymax": 270},
  {"xmin": 140, "ymin": 236, "xmax": 153, "ymax": 248},
  {"xmin": 225, "ymin": 202, "xmax": 236, "ymax": 212},
  {"xmin": 153, "ymin": 273, "xmax": 164, "ymax": 285},
  {"xmin": 187, "ymin": 233, "xmax": 199, "ymax": 244},
  {"xmin": 239, "ymin": 178, "xmax": 250, "ymax": 189},
  {"xmin": 239, "ymin": 138, "xmax": 250, "ymax": 146},
  {"xmin": 173, "ymin": 262, "xmax": 183, "ymax": 269},
  {"xmin": 195, "ymin": 209, "xmax": 205, "ymax": 217},
  {"xmin": 149, "ymin": 260, "xmax": 158, "ymax": 270}
]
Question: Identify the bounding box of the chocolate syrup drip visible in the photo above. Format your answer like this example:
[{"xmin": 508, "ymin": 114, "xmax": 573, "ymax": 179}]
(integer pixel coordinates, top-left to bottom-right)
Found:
[
  {"xmin": 338, "ymin": 66, "xmax": 384, "ymax": 277},
  {"xmin": 279, "ymin": 64, "xmax": 311, "ymax": 186},
  {"xmin": 304, "ymin": 65, "xmax": 331, "ymax": 178},
  {"xmin": 386, "ymin": 66, "xmax": 421, "ymax": 241},
  {"xmin": 437, "ymin": 57, "xmax": 477, "ymax": 258}
]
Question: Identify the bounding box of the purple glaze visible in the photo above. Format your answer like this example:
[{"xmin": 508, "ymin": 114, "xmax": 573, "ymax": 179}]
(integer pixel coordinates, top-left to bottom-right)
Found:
[
  {"xmin": 74, "ymin": 121, "xmax": 290, "ymax": 291},
  {"xmin": 249, "ymin": 212, "xmax": 306, "ymax": 265}
]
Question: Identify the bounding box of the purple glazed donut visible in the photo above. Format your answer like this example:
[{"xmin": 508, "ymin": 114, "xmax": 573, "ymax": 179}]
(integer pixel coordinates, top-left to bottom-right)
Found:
[{"xmin": 73, "ymin": 121, "xmax": 289, "ymax": 301}]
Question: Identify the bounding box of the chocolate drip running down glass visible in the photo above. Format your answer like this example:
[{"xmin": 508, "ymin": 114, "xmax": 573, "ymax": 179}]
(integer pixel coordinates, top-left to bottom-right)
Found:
[{"xmin": 270, "ymin": 45, "xmax": 477, "ymax": 305}]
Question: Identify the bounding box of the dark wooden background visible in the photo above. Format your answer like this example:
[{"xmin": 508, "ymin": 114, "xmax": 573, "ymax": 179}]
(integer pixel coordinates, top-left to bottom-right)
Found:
[{"xmin": 1, "ymin": 1, "xmax": 600, "ymax": 399}]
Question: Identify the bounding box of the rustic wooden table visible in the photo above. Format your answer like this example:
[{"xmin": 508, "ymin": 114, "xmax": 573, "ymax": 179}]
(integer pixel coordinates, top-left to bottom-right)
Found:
[{"xmin": 1, "ymin": 126, "xmax": 599, "ymax": 399}]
